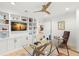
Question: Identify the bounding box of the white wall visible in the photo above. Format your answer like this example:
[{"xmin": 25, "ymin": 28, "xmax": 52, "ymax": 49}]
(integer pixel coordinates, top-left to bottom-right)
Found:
[
  {"xmin": 0, "ymin": 9, "xmax": 30, "ymax": 54},
  {"xmin": 76, "ymin": 10, "xmax": 79, "ymax": 52},
  {"xmin": 53, "ymin": 12, "xmax": 76, "ymax": 49},
  {"xmin": 41, "ymin": 11, "xmax": 77, "ymax": 50},
  {"xmin": 43, "ymin": 21, "xmax": 51, "ymax": 38}
]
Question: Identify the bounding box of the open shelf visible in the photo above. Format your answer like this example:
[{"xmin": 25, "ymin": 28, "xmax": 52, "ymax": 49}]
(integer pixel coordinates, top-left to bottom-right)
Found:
[{"xmin": 0, "ymin": 11, "xmax": 9, "ymax": 38}]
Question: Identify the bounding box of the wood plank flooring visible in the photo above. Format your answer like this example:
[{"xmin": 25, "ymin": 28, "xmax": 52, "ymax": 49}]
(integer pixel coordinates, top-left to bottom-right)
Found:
[{"xmin": 5, "ymin": 48, "xmax": 79, "ymax": 56}]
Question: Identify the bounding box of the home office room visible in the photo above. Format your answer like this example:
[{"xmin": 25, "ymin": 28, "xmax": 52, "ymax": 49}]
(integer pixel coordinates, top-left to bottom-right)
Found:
[{"xmin": 0, "ymin": 1, "xmax": 79, "ymax": 56}]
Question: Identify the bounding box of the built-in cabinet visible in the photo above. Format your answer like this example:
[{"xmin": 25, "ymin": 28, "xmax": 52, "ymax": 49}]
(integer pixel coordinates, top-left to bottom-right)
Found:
[
  {"xmin": 7, "ymin": 34, "xmax": 28, "ymax": 50},
  {"xmin": 0, "ymin": 11, "xmax": 9, "ymax": 38},
  {"xmin": 0, "ymin": 39, "xmax": 8, "ymax": 54},
  {"xmin": 8, "ymin": 38, "xmax": 15, "ymax": 50},
  {"xmin": 28, "ymin": 18, "xmax": 37, "ymax": 43},
  {"xmin": 0, "ymin": 11, "xmax": 37, "ymax": 55}
]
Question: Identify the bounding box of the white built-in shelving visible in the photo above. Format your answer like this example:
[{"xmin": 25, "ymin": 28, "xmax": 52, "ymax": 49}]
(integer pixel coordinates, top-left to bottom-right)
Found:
[
  {"xmin": 0, "ymin": 10, "xmax": 37, "ymax": 55},
  {"xmin": 0, "ymin": 11, "xmax": 9, "ymax": 38},
  {"xmin": 28, "ymin": 18, "xmax": 37, "ymax": 43}
]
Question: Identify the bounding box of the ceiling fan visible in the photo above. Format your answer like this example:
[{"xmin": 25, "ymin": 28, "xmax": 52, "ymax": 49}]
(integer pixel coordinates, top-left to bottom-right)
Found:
[{"xmin": 34, "ymin": 2, "xmax": 52, "ymax": 14}]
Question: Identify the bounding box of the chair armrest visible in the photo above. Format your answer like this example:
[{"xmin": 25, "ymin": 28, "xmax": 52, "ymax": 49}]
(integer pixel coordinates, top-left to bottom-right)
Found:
[
  {"xmin": 54, "ymin": 36, "xmax": 60, "ymax": 39},
  {"xmin": 34, "ymin": 41, "xmax": 41, "ymax": 45},
  {"xmin": 54, "ymin": 36, "xmax": 63, "ymax": 40},
  {"xmin": 53, "ymin": 36, "xmax": 63, "ymax": 47}
]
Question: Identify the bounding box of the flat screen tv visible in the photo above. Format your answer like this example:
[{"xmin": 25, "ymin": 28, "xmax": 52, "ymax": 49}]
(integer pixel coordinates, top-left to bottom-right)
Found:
[{"xmin": 11, "ymin": 22, "xmax": 27, "ymax": 31}]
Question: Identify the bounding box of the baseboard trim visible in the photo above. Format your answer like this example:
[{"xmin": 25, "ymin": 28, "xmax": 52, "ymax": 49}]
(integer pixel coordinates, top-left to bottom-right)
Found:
[
  {"xmin": 1, "ymin": 47, "xmax": 23, "ymax": 56},
  {"xmin": 69, "ymin": 47, "xmax": 79, "ymax": 54}
]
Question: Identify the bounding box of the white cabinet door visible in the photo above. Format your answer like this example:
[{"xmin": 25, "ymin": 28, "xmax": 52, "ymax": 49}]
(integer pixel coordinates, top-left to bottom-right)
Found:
[
  {"xmin": 7, "ymin": 36, "xmax": 29, "ymax": 51},
  {"xmin": 21, "ymin": 36, "xmax": 28, "ymax": 46},
  {"xmin": 8, "ymin": 38, "xmax": 15, "ymax": 51},
  {"xmin": 0, "ymin": 39, "xmax": 8, "ymax": 54},
  {"xmin": 15, "ymin": 36, "xmax": 29, "ymax": 49},
  {"xmin": 14, "ymin": 37, "xmax": 24, "ymax": 49},
  {"xmin": 7, "ymin": 37, "xmax": 22, "ymax": 51},
  {"xmin": 15, "ymin": 39, "xmax": 22, "ymax": 48},
  {"xmin": 28, "ymin": 35, "xmax": 33, "ymax": 44}
]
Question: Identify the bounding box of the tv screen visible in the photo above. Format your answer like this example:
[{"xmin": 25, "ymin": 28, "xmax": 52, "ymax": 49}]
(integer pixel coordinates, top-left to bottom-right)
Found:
[{"xmin": 11, "ymin": 22, "xmax": 27, "ymax": 31}]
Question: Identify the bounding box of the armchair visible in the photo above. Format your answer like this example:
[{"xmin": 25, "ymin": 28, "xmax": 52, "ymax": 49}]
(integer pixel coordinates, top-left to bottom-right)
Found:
[
  {"xmin": 54, "ymin": 31, "xmax": 70, "ymax": 56},
  {"xmin": 59, "ymin": 31, "xmax": 70, "ymax": 56}
]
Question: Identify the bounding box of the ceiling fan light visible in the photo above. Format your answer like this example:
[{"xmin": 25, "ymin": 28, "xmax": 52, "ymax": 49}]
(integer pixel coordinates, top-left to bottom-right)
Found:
[
  {"xmin": 11, "ymin": 2, "xmax": 15, "ymax": 5},
  {"xmin": 65, "ymin": 8, "xmax": 70, "ymax": 11}
]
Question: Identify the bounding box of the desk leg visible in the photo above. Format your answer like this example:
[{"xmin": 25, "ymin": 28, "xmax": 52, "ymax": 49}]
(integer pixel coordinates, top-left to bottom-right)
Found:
[
  {"xmin": 65, "ymin": 44, "xmax": 69, "ymax": 56},
  {"xmin": 56, "ymin": 47, "xmax": 60, "ymax": 55}
]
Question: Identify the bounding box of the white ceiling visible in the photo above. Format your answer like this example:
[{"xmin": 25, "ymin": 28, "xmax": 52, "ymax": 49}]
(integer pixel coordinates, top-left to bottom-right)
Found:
[{"xmin": 0, "ymin": 2, "xmax": 79, "ymax": 18}]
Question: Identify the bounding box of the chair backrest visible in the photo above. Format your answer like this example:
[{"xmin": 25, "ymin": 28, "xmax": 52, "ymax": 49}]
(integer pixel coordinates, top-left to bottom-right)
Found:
[{"xmin": 62, "ymin": 31, "xmax": 70, "ymax": 44}]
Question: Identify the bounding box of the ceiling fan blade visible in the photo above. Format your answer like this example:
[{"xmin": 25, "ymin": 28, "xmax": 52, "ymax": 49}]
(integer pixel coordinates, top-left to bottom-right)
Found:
[
  {"xmin": 46, "ymin": 2, "xmax": 52, "ymax": 7},
  {"xmin": 45, "ymin": 11, "xmax": 50, "ymax": 14},
  {"xmin": 34, "ymin": 10, "xmax": 42, "ymax": 12},
  {"xmin": 33, "ymin": 2, "xmax": 52, "ymax": 14},
  {"xmin": 41, "ymin": 2, "xmax": 52, "ymax": 10},
  {"xmin": 34, "ymin": 10, "xmax": 50, "ymax": 14}
]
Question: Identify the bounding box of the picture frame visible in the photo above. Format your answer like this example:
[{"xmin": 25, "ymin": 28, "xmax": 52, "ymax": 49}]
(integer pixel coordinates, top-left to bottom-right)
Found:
[
  {"xmin": 29, "ymin": 23, "xmax": 32, "ymax": 26},
  {"xmin": 58, "ymin": 21, "xmax": 65, "ymax": 30},
  {"xmin": 0, "ymin": 25, "xmax": 9, "ymax": 38},
  {"xmin": 29, "ymin": 27, "xmax": 32, "ymax": 30},
  {"xmin": 21, "ymin": 17, "xmax": 28, "ymax": 21},
  {"xmin": 40, "ymin": 25, "xmax": 44, "ymax": 31},
  {"xmin": 29, "ymin": 18, "xmax": 33, "ymax": 22}
]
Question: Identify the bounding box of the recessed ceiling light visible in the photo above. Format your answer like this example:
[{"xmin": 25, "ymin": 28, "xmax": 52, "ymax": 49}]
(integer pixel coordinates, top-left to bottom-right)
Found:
[
  {"xmin": 11, "ymin": 2, "xmax": 15, "ymax": 5},
  {"xmin": 65, "ymin": 8, "xmax": 70, "ymax": 11}
]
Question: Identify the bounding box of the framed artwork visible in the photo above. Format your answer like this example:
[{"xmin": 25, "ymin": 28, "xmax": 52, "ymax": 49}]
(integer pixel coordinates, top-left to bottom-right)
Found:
[
  {"xmin": 40, "ymin": 25, "xmax": 44, "ymax": 31},
  {"xmin": 0, "ymin": 20, "xmax": 9, "ymax": 24},
  {"xmin": 29, "ymin": 18, "xmax": 33, "ymax": 22},
  {"xmin": 33, "ymin": 27, "xmax": 36, "ymax": 30},
  {"xmin": 33, "ymin": 31, "xmax": 36, "ymax": 34},
  {"xmin": 21, "ymin": 17, "xmax": 28, "ymax": 21},
  {"xmin": 29, "ymin": 27, "xmax": 32, "ymax": 30},
  {"xmin": 29, "ymin": 23, "xmax": 32, "ymax": 26},
  {"xmin": 11, "ymin": 22, "xmax": 27, "ymax": 31},
  {"xmin": 58, "ymin": 21, "xmax": 65, "ymax": 30},
  {"xmin": 0, "ymin": 25, "xmax": 9, "ymax": 38},
  {"xmin": 22, "ymin": 19, "xmax": 27, "ymax": 21}
]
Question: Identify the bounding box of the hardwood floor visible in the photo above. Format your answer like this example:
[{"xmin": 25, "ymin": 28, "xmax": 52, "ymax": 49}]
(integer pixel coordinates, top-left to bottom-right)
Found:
[{"xmin": 5, "ymin": 48, "xmax": 79, "ymax": 56}]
